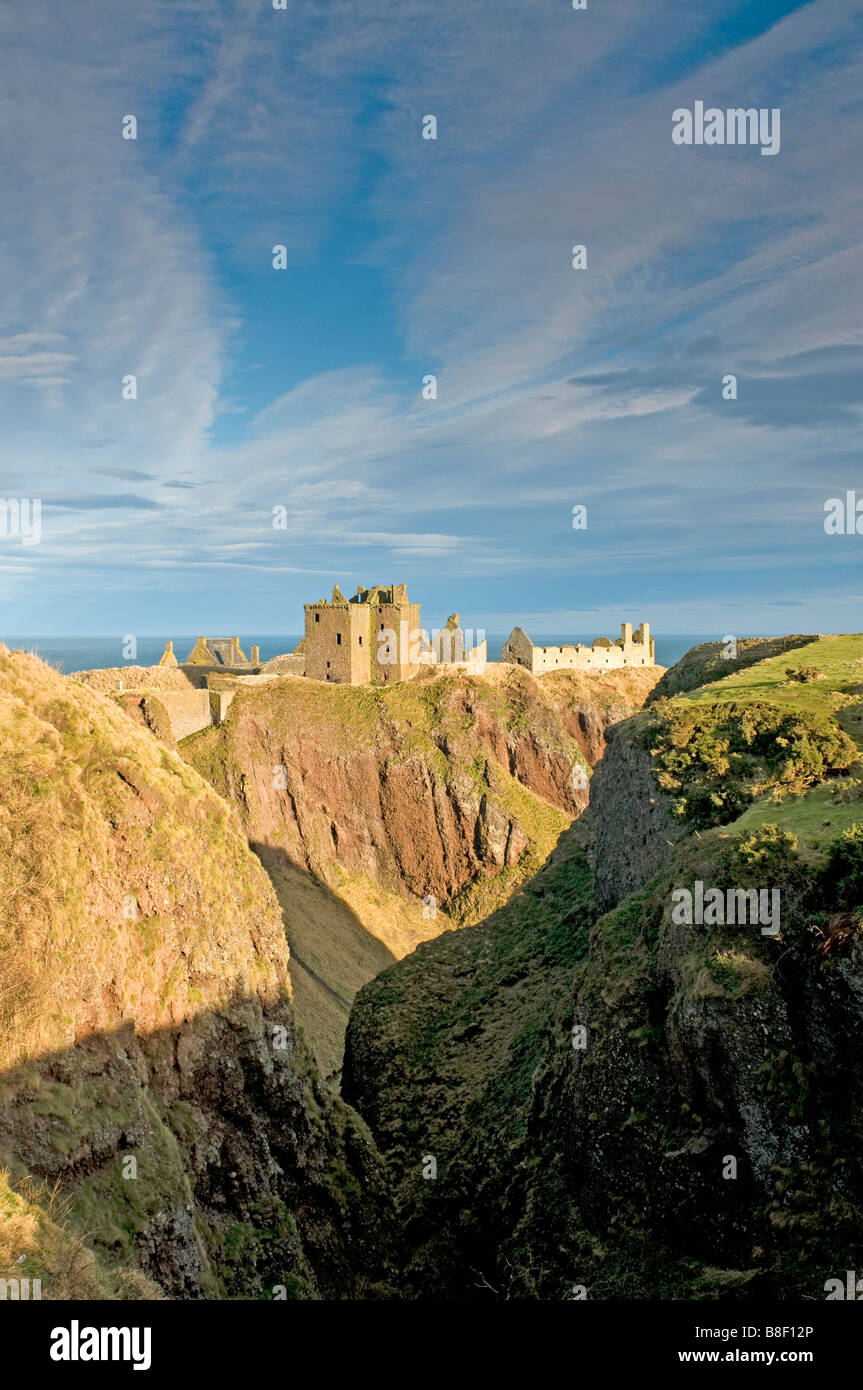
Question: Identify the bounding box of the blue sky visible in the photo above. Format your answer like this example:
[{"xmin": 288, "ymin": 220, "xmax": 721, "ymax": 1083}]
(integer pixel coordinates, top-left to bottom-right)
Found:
[{"xmin": 0, "ymin": 0, "xmax": 861, "ymax": 638}]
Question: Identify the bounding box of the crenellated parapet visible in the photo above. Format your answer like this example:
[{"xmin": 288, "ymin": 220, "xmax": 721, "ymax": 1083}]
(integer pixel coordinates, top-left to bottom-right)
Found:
[{"xmin": 502, "ymin": 621, "xmax": 655, "ymax": 673}]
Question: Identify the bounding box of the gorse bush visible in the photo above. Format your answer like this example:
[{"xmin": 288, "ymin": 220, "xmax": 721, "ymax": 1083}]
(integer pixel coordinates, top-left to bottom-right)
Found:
[
  {"xmin": 644, "ymin": 699, "xmax": 856, "ymax": 829},
  {"xmin": 785, "ymin": 666, "xmax": 822, "ymax": 684},
  {"xmin": 734, "ymin": 822, "xmax": 800, "ymax": 873},
  {"xmin": 820, "ymin": 823, "xmax": 863, "ymax": 909}
]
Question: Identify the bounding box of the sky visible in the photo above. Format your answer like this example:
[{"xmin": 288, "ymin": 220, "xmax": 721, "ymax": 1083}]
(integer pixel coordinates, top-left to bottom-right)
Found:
[{"xmin": 0, "ymin": 0, "xmax": 861, "ymax": 638}]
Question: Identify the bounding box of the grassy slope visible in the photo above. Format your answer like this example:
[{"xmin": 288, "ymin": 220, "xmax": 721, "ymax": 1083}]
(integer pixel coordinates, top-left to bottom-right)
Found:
[
  {"xmin": 678, "ymin": 635, "xmax": 863, "ymax": 730},
  {"xmin": 260, "ymin": 856, "xmax": 443, "ymax": 1079},
  {"xmin": 678, "ymin": 634, "xmax": 863, "ymax": 857},
  {"xmin": 646, "ymin": 635, "xmax": 819, "ymax": 702},
  {"xmin": 343, "ymin": 831, "xmax": 594, "ymax": 1297},
  {"xmin": 0, "ymin": 650, "xmax": 286, "ymax": 1071},
  {"xmin": 0, "ymin": 1170, "xmax": 162, "ymax": 1300}
]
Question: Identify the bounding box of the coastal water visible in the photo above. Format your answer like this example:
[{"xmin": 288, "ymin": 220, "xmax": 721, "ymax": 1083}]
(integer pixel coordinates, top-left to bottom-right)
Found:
[{"xmin": 1, "ymin": 633, "xmax": 719, "ymax": 674}]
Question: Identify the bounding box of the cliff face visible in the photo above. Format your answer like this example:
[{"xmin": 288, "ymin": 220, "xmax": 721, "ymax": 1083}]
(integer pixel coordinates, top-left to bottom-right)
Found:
[
  {"xmin": 182, "ymin": 662, "xmax": 661, "ymax": 1071},
  {"xmin": 0, "ymin": 647, "xmax": 394, "ymax": 1300},
  {"xmin": 566, "ymin": 822, "xmax": 863, "ymax": 1298},
  {"xmin": 344, "ymin": 634, "xmax": 863, "ymax": 1299},
  {"xmin": 588, "ymin": 716, "xmax": 682, "ymax": 915},
  {"xmin": 183, "ymin": 664, "xmax": 624, "ymax": 906}
]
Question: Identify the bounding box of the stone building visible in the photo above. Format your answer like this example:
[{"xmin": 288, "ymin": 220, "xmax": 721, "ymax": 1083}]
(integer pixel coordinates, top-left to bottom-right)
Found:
[
  {"xmin": 431, "ymin": 613, "xmax": 488, "ymax": 669},
  {"xmin": 502, "ymin": 621, "xmax": 655, "ymax": 673},
  {"xmin": 304, "ymin": 583, "xmax": 422, "ymax": 684},
  {"xmin": 158, "ymin": 637, "xmax": 261, "ymax": 670}
]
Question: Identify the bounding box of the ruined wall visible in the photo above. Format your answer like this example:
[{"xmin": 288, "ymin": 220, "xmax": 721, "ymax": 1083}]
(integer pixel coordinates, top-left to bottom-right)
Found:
[
  {"xmin": 372, "ymin": 601, "xmax": 422, "ymax": 683},
  {"xmin": 260, "ymin": 653, "xmax": 305, "ymax": 677},
  {"xmin": 150, "ymin": 689, "xmax": 213, "ymax": 740},
  {"xmin": 465, "ymin": 638, "xmax": 488, "ymax": 669},
  {"xmin": 432, "ymin": 617, "xmax": 486, "ymax": 669},
  {"xmin": 434, "ymin": 637, "xmax": 487, "ymax": 670},
  {"xmin": 503, "ymin": 622, "xmax": 655, "ymax": 674},
  {"xmin": 531, "ymin": 641, "xmax": 627, "ymax": 674},
  {"xmin": 305, "ymin": 602, "xmax": 370, "ymax": 684},
  {"xmin": 501, "ymin": 627, "xmax": 534, "ymax": 667},
  {"xmin": 208, "ymin": 689, "xmax": 236, "ymax": 724}
]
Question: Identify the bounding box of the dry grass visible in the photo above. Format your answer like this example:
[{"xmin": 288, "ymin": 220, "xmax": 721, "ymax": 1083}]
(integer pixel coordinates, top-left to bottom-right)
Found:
[
  {"xmin": 0, "ymin": 1170, "xmax": 161, "ymax": 1299},
  {"xmin": 261, "ymin": 855, "xmax": 448, "ymax": 1074},
  {"xmin": 0, "ymin": 644, "xmax": 291, "ymax": 1071},
  {"xmin": 73, "ymin": 664, "xmax": 201, "ymax": 692}
]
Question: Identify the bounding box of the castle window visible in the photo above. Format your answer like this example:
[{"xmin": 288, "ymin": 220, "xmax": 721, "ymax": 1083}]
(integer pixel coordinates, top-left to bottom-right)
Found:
[
  {"xmin": 315, "ymin": 613, "xmax": 320, "ymax": 622},
  {"xmin": 358, "ymin": 636, "xmax": 363, "ymax": 646},
  {"xmin": 336, "ymin": 633, "xmax": 342, "ymax": 645},
  {"xmin": 326, "ymin": 660, "xmax": 330, "ymax": 668}
]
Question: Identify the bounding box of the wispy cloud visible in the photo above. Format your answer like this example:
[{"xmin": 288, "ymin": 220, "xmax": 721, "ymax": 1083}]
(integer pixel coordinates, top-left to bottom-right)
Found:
[{"xmin": 0, "ymin": 0, "xmax": 861, "ymax": 633}]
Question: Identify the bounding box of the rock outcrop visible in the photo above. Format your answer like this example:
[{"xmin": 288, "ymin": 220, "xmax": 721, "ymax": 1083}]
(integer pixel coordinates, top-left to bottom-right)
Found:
[
  {"xmin": 0, "ymin": 647, "xmax": 395, "ymax": 1300},
  {"xmin": 588, "ymin": 716, "xmax": 683, "ymax": 914}
]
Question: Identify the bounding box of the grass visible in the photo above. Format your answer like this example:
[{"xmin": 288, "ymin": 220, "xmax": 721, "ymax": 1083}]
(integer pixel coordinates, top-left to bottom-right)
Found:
[
  {"xmin": 260, "ymin": 853, "xmax": 448, "ymax": 1076},
  {"xmin": 343, "ymin": 634, "xmax": 863, "ymax": 1300},
  {"xmin": 681, "ymin": 635, "xmax": 863, "ymax": 746},
  {"xmin": 731, "ymin": 780, "xmax": 863, "ymax": 864},
  {"xmin": 0, "ymin": 644, "xmax": 310, "ymax": 1297},
  {"xmin": 0, "ymin": 647, "xmax": 293, "ymax": 1069},
  {"xmin": 672, "ymin": 636, "xmax": 863, "ymax": 858},
  {"xmin": 0, "ymin": 1170, "xmax": 161, "ymax": 1300},
  {"xmin": 639, "ymin": 636, "xmax": 863, "ymax": 832},
  {"xmin": 347, "ymin": 830, "xmax": 595, "ymax": 1289}
]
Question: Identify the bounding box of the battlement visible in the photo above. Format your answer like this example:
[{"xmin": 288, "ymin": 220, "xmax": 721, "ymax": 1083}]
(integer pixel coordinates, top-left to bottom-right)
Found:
[{"xmin": 502, "ymin": 621, "xmax": 655, "ymax": 673}]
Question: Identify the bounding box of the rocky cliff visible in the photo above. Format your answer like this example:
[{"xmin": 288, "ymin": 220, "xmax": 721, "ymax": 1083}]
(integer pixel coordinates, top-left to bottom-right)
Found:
[
  {"xmin": 0, "ymin": 647, "xmax": 395, "ymax": 1300},
  {"xmin": 589, "ymin": 715, "xmax": 683, "ymax": 915},
  {"xmin": 343, "ymin": 633, "xmax": 863, "ymax": 1299},
  {"xmin": 182, "ymin": 662, "xmax": 660, "ymax": 1071}
]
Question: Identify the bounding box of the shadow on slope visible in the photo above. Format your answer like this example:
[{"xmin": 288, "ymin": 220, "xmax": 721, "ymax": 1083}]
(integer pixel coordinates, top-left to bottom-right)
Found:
[
  {"xmin": 252, "ymin": 844, "xmax": 411, "ymax": 1078},
  {"xmin": 0, "ymin": 994, "xmax": 398, "ymax": 1301},
  {"xmin": 344, "ymin": 810, "xmax": 863, "ymax": 1300}
]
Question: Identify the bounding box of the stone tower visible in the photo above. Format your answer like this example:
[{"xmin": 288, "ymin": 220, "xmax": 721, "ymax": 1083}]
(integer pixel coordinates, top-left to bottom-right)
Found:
[{"xmin": 304, "ymin": 583, "xmax": 422, "ymax": 685}]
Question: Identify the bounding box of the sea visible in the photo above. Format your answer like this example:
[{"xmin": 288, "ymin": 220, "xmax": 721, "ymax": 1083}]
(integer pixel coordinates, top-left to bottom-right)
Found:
[{"xmin": 1, "ymin": 634, "xmax": 719, "ymax": 674}]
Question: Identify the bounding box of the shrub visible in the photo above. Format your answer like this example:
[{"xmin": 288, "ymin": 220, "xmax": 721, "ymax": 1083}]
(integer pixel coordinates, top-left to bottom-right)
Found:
[
  {"xmin": 820, "ymin": 824, "xmax": 863, "ymax": 909},
  {"xmin": 785, "ymin": 666, "xmax": 822, "ymax": 683},
  {"xmin": 644, "ymin": 699, "xmax": 856, "ymax": 829}
]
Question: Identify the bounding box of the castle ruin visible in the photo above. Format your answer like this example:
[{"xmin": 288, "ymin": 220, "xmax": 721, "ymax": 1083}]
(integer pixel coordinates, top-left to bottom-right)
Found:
[
  {"xmin": 159, "ymin": 636, "xmax": 261, "ymax": 670},
  {"xmin": 304, "ymin": 584, "xmax": 486, "ymax": 685},
  {"xmin": 431, "ymin": 612, "xmax": 488, "ymax": 667},
  {"xmin": 501, "ymin": 622, "xmax": 654, "ymax": 673},
  {"xmin": 152, "ymin": 604, "xmax": 653, "ymax": 704}
]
